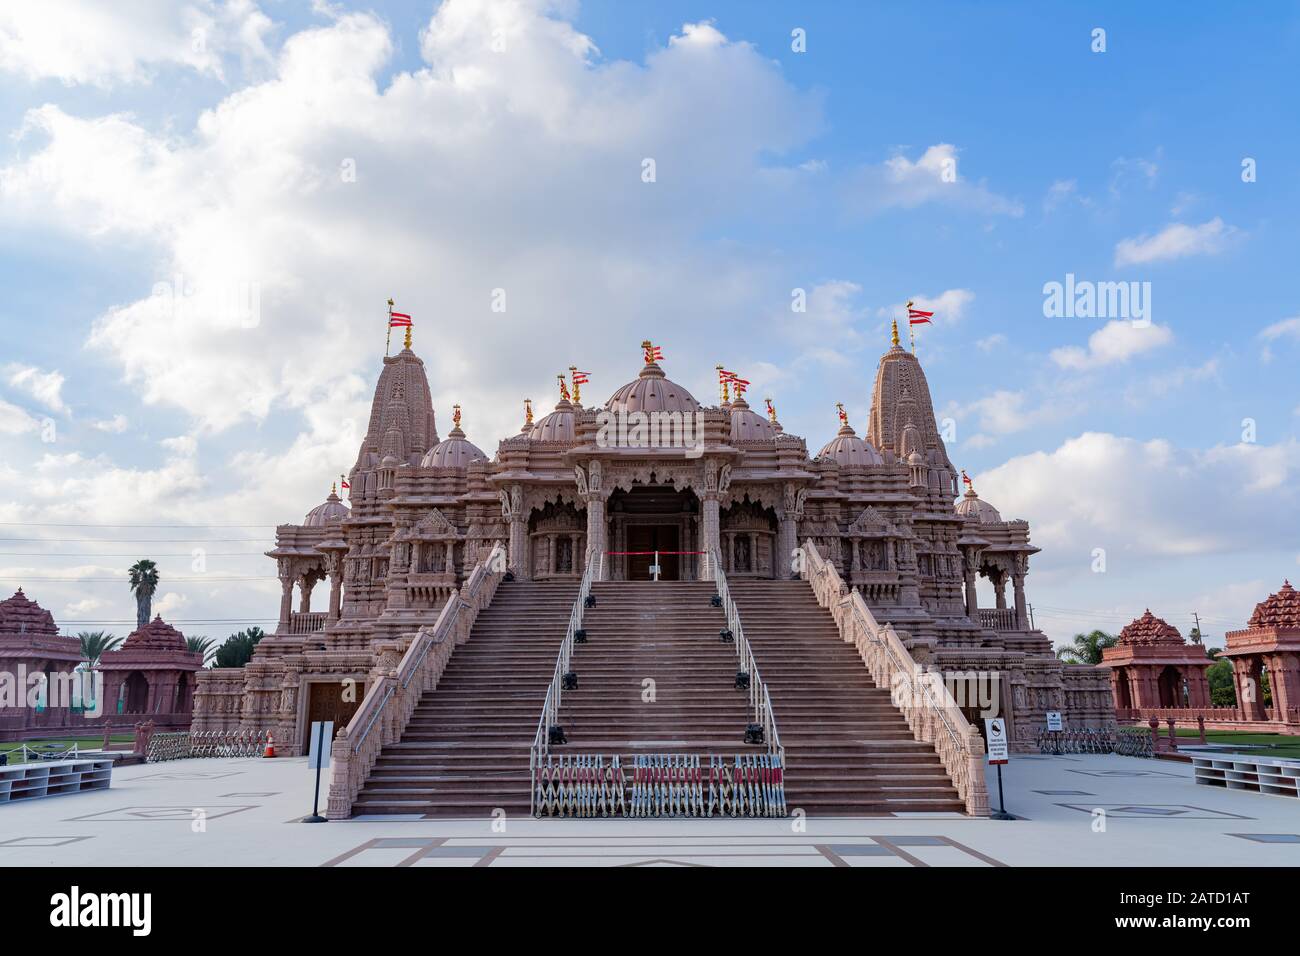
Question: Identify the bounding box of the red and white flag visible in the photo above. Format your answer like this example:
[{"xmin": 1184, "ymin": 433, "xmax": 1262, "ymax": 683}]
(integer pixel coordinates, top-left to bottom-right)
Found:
[
  {"xmin": 906, "ymin": 301, "xmax": 933, "ymax": 325},
  {"xmin": 572, "ymin": 370, "xmax": 590, "ymax": 385},
  {"xmin": 389, "ymin": 311, "xmax": 412, "ymax": 328}
]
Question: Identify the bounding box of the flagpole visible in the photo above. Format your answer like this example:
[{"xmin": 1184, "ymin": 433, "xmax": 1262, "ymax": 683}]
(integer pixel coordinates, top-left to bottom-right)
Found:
[{"xmin": 386, "ymin": 298, "xmax": 394, "ymax": 357}]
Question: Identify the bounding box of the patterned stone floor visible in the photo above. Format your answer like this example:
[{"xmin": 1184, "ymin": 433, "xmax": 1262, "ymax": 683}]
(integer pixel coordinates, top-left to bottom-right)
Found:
[{"xmin": 0, "ymin": 753, "xmax": 1297, "ymax": 867}]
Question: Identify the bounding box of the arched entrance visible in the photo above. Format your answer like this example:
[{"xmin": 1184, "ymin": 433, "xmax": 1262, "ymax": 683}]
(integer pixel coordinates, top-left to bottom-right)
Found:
[
  {"xmin": 123, "ymin": 671, "xmax": 149, "ymax": 713},
  {"xmin": 607, "ymin": 484, "xmax": 698, "ymax": 580},
  {"xmin": 1157, "ymin": 665, "xmax": 1184, "ymax": 707}
]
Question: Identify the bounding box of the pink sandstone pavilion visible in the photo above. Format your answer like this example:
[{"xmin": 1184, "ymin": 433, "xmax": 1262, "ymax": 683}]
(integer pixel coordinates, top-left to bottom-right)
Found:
[{"xmin": 192, "ymin": 324, "xmax": 1115, "ymax": 816}]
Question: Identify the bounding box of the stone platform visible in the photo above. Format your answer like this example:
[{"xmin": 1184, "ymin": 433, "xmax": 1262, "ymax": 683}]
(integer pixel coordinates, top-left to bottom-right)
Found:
[{"xmin": 0, "ymin": 753, "xmax": 1297, "ymax": 867}]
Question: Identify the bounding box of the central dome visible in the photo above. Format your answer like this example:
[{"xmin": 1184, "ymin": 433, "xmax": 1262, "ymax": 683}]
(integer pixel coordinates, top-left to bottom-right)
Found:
[
  {"xmin": 955, "ymin": 488, "xmax": 1002, "ymax": 524},
  {"xmin": 605, "ymin": 360, "xmax": 700, "ymax": 414},
  {"xmin": 817, "ymin": 424, "xmax": 884, "ymax": 467},
  {"xmin": 530, "ymin": 398, "xmax": 576, "ymax": 442},
  {"xmin": 729, "ymin": 396, "xmax": 777, "ymax": 442}
]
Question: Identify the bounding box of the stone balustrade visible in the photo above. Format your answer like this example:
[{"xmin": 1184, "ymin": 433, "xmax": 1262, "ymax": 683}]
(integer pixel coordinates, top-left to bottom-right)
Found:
[{"xmin": 802, "ymin": 540, "xmax": 990, "ymax": 817}]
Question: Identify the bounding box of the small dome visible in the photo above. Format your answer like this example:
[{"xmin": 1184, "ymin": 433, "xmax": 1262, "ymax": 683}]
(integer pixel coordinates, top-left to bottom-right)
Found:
[
  {"xmin": 1247, "ymin": 580, "xmax": 1300, "ymax": 629},
  {"xmin": 729, "ymin": 396, "xmax": 777, "ymax": 442},
  {"xmin": 121, "ymin": 615, "xmax": 188, "ymax": 652},
  {"xmin": 1118, "ymin": 609, "xmax": 1184, "ymax": 645},
  {"xmin": 817, "ymin": 424, "xmax": 884, "ymax": 467},
  {"xmin": 955, "ymin": 488, "xmax": 1002, "ymax": 524},
  {"xmin": 605, "ymin": 360, "xmax": 700, "ymax": 415},
  {"xmin": 421, "ymin": 425, "xmax": 488, "ymax": 469},
  {"xmin": 304, "ymin": 488, "xmax": 350, "ymax": 527},
  {"xmin": 530, "ymin": 399, "xmax": 576, "ymax": 442},
  {"xmin": 0, "ymin": 588, "xmax": 58, "ymax": 636}
]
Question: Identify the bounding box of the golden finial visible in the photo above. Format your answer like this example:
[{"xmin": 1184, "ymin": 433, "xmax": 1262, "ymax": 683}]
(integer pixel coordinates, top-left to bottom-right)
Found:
[
  {"xmin": 452, "ymin": 403, "xmax": 461, "ymax": 429},
  {"xmin": 836, "ymin": 402, "xmax": 848, "ymax": 427},
  {"xmin": 557, "ymin": 374, "xmax": 570, "ymax": 402},
  {"xmin": 765, "ymin": 397, "xmax": 777, "ymax": 423},
  {"xmin": 891, "ymin": 318, "xmax": 900, "ymax": 348},
  {"xmin": 642, "ymin": 339, "xmax": 653, "ymax": 365},
  {"xmin": 404, "ymin": 324, "xmax": 412, "ymax": 350},
  {"xmin": 524, "ymin": 398, "xmax": 533, "ymax": 425},
  {"xmin": 569, "ymin": 366, "xmax": 579, "ymax": 404},
  {"xmin": 331, "ymin": 481, "xmax": 337, "ymax": 495}
]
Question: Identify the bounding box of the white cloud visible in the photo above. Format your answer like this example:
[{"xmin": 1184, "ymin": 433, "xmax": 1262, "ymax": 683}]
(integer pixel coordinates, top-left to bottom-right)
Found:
[
  {"xmin": 1259, "ymin": 316, "xmax": 1300, "ymax": 342},
  {"xmin": 91, "ymin": 414, "xmax": 129, "ymax": 433},
  {"xmin": 0, "ymin": 398, "xmax": 39, "ymax": 435},
  {"xmin": 1050, "ymin": 320, "xmax": 1173, "ymax": 370},
  {"xmin": 977, "ymin": 432, "xmax": 1300, "ymax": 564},
  {"xmin": 950, "ymin": 389, "xmax": 1070, "ymax": 444},
  {"xmin": 847, "ymin": 144, "xmax": 1023, "ymax": 218},
  {"xmin": 1042, "ymin": 179, "xmax": 1078, "ymax": 213},
  {"xmin": 0, "ymin": 0, "xmax": 273, "ymax": 87},
  {"xmin": 65, "ymin": 597, "xmax": 107, "ymax": 616},
  {"xmin": 976, "ymin": 333, "xmax": 1006, "ymax": 352},
  {"xmin": 880, "ymin": 289, "xmax": 975, "ymax": 325},
  {"xmin": 1, "ymin": 1, "xmax": 821, "ymax": 442},
  {"xmin": 5, "ymin": 363, "xmax": 67, "ymax": 412},
  {"xmin": 1114, "ymin": 217, "xmax": 1240, "ymax": 267}
]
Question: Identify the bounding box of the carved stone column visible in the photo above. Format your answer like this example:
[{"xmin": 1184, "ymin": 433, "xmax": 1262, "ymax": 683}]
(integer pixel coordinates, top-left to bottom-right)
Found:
[
  {"xmin": 1233, "ymin": 657, "xmax": 1266, "ymax": 721},
  {"xmin": 327, "ymin": 557, "xmax": 343, "ymax": 621},
  {"xmin": 277, "ymin": 558, "xmax": 295, "ymax": 628},
  {"xmin": 1011, "ymin": 554, "xmax": 1029, "ymax": 630}
]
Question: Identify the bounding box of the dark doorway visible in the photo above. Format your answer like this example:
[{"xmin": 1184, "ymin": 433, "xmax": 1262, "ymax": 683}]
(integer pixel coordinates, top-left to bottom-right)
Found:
[
  {"xmin": 626, "ymin": 525, "xmax": 681, "ymax": 580},
  {"xmin": 1157, "ymin": 666, "xmax": 1184, "ymax": 708},
  {"xmin": 303, "ymin": 680, "xmax": 367, "ymax": 752},
  {"xmin": 124, "ymin": 671, "xmax": 149, "ymax": 714}
]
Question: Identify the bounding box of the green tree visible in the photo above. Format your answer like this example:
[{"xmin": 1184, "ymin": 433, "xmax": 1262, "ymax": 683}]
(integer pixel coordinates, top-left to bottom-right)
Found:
[
  {"xmin": 77, "ymin": 630, "xmax": 121, "ymax": 665},
  {"xmin": 186, "ymin": 636, "xmax": 218, "ymax": 666},
  {"xmin": 1206, "ymin": 657, "xmax": 1236, "ymax": 707},
  {"xmin": 127, "ymin": 559, "xmax": 159, "ymax": 629},
  {"xmin": 214, "ymin": 626, "xmax": 265, "ymax": 668},
  {"xmin": 1055, "ymin": 630, "xmax": 1117, "ymax": 665}
]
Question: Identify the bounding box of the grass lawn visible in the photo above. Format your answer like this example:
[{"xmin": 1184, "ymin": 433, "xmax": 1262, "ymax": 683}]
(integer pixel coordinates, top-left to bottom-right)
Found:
[
  {"xmin": 1174, "ymin": 729, "xmax": 1300, "ymax": 759},
  {"xmin": 0, "ymin": 736, "xmax": 135, "ymax": 764}
]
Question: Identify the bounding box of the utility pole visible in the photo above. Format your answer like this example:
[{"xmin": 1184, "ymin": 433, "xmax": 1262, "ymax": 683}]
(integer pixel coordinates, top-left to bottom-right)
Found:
[
  {"xmin": 1028, "ymin": 603, "xmax": 1035, "ymax": 630},
  {"xmin": 1191, "ymin": 611, "xmax": 1203, "ymax": 644}
]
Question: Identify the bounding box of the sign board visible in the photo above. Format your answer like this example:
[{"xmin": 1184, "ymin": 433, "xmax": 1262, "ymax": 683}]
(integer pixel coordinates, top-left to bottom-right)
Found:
[
  {"xmin": 1045, "ymin": 711, "xmax": 1063, "ymax": 732},
  {"xmin": 984, "ymin": 717, "xmax": 1009, "ymax": 764},
  {"xmin": 307, "ymin": 720, "xmax": 334, "ymax": 771}
]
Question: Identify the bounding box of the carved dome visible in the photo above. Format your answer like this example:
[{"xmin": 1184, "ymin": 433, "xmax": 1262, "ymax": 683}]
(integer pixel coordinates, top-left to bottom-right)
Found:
[
  {"xmin": 421, "ymin": 425, "xmax": 488, "ymax": 469},
  {"xmin": 530, "ymin": 399, "xmax": 576, "ymax": 442},
  {"xmin": 817, "ymin": 424, "xmax": 884, "ymax": 467},
  {"xmin": 1247, "ymin": 580, "xmax": 1300, "ymax": 629},
  {"xmin": 0, "ymin": 588, "xmax": 58, "ymax": 636},
  {"xmin": 303, "ymin": 488, "xmax": 349, "ymax": 527},
  {"xmin": 122, "ymin": 615, "xmax": 188, "ymax": 651},
  {"xmin": 955, "ymin": 488, "xmax": 1002, "ymax": 524},
  {"xmin": 1118, "ymin": 609, "xmax": 1184, "ymax": 646},
  {"xmin": 729, "ymin": 396, "xmax": 777, "ymax": 442},
  {"xmin": 605, "ymin": 360, "xmax": 700, "ymax": 414}
]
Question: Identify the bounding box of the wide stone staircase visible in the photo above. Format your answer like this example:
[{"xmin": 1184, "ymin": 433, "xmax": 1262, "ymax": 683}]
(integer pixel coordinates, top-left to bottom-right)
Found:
[
  {"xmin": 553, "ymin": 581, "xmax": 756, "ymax": 758},
  {"xmin": 730, "ymin": 579, "xmax": 964, "ymax": 815},
  {"xmin": 351, "ymin": 580, "xmax": 576, "ymax": 817}
]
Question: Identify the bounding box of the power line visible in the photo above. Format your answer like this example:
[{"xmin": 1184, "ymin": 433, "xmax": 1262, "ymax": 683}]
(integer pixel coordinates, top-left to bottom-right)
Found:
[
  {"xmin": 0, "ymin": 537, "xmax": 271, "ymax": 543},
  {"xmin": 0, "ymin": 522, "xmax": 278, "ymax": 528}
]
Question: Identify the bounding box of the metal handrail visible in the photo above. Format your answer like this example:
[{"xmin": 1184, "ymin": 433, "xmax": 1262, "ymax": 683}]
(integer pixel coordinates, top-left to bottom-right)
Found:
[
  {"xmin": 706, "ymin": 548, "xmax": 783, "ymax": 757},
  {"xmin": 529, "ymin": 549, "xmax": 604, "ymax": 815}
]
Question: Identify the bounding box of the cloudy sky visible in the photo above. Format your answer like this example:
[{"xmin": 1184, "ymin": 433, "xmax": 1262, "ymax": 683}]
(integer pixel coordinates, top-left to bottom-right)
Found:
[{"xmin": 1, "ymin": 0, "xmax": 1297, "ymax": 650}]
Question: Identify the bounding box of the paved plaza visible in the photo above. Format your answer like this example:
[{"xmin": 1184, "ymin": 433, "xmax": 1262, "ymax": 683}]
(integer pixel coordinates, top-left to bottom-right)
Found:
[{"xmin": 1, "ymin": 752, "xmax": 1296, "ymax": 867}]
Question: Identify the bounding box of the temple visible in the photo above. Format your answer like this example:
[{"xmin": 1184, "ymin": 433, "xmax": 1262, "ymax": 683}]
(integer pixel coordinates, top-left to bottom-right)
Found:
[
  {"xmin": 193, "ymin": 325, "xmax": 1114, "ymax": 811},
  {"xmin": 1102, "ymin": 610, "xmax": 1213, "ymax": 712}
]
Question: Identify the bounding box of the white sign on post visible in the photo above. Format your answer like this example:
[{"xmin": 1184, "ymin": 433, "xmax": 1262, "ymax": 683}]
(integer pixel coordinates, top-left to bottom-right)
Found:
[
  {"xmin": 984, "ymin": 717, "xmax": 1009, "ymax": 765},
  {"xmin": 307, "ymin": 720, "xmax": 334, "ymax": 770},
  {"xmin": 1046, "ymin": 711, "xmax": 1063, "ymax": 732}
]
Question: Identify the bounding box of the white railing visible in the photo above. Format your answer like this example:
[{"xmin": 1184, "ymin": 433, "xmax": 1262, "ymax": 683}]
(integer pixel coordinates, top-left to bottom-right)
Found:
[
  {"xmin": 528, "ymin": 550, "xmax": 604, "ymax": 816},
  {"xmin": 326, "ymin": 541, "xmax": 507, "ymax": 819},
  {"xmin": 800, "ymin": 540, "xmax": 990, "ymax": 817},
  {"xmin": 705, "ymin": 548, "xmax": 783, "ymax": 759}
]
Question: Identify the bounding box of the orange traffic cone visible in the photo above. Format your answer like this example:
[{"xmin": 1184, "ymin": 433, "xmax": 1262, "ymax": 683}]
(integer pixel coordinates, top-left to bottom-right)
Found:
[{"xmin": 263, "ymin": 731, "xmax": 276, "ymax": 758}]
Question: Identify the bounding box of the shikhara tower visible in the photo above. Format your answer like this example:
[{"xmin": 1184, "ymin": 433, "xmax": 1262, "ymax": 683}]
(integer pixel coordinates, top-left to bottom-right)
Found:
[{"xmin": 195, "ymin": 328, "xmax": 1112, "ymax": 758}]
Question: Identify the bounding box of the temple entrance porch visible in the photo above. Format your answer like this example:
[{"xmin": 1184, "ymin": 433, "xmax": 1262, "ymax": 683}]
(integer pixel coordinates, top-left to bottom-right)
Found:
[{"xmin": 606, "ymin": 485, "xmax": 699, "ymax": 580}]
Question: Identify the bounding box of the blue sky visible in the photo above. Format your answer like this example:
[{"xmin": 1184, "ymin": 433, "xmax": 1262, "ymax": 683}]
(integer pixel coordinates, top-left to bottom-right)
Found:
[{"xmin": 1, "ymin": 0, "xmax": 1298, "ymax": 647}]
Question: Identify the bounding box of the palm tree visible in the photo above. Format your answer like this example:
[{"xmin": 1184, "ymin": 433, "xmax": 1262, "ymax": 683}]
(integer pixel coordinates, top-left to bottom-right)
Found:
[
  {"xmin": 1055, "ymin": 629, "xmax": 1117, "ymax": 665},
  {"xmin": 185, "ymin": 636, "xmax": 218, "ymax": 666},
  {"xmin": 77, "ymin": 630, "xmax": 121, "ymax": 665},
  {"xmin": 127, "ymin": 559, "xmax": 159, "ymax": 628}
]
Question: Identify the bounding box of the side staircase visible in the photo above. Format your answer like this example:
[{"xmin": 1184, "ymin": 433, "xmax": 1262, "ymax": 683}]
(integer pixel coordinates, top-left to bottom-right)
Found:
[
  {"xmin": 351, "ymin": 580, "xmax": 576, "ymax": 817},
  {"xmin": 730, "ymin": 579, "xmax": 964, "ymax": 815}
]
